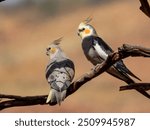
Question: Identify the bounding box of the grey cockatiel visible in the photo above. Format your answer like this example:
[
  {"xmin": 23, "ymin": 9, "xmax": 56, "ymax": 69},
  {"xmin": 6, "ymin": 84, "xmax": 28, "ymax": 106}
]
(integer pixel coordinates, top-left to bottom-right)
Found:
[
  {"xmin": 77, "ymin": 17, "xmax": 150, "ymax": 99},
  {"xmin": 45, "ymin": 38, "xmax": 75, "ymax": 105}
]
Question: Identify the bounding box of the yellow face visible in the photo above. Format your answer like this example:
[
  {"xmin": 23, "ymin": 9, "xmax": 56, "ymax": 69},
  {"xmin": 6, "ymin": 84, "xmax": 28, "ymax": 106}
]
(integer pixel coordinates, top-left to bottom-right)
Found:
[
  {"xmin": 46, "ymin": 46, "xmax": 57, "ymax": 56},
  {"xmin": 78, "ymin": 22, "xmax": 96, "ymax": 39},
  {"xmin": 50, "ymin": 47, "xmax": 57, "ymax": 54}
]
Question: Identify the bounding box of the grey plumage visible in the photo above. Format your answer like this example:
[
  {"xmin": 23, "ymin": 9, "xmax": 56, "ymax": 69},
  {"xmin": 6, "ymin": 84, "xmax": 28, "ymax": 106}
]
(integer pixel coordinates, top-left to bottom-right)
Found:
[
  {"xmin": 77, "ymin": 21, "xmax": 150, "ymax": 99},
  {"xmin": 45, "ymin": 38, "xmax": 75, "ymax": 105},
  {"xmin": 82, "ymin": 36, "xmax": 141, "ymax": 83}
]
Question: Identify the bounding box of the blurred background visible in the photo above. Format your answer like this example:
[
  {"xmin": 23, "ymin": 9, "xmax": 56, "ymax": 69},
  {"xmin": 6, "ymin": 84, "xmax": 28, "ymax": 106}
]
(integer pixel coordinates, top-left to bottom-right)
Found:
[{"xmin": 0, "ymin": 0, "xmax": 150, "ymax": 112}]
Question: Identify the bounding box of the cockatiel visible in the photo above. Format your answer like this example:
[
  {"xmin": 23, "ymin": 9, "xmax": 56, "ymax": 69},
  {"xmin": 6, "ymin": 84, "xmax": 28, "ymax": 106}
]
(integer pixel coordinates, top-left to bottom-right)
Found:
[
  {"xmin": 45, "ymin": 38, "xmax": 75, "ymax": 105},
  {"xmin": 77, "ymin": 17, "xmax": 150, "ymax": 99}
]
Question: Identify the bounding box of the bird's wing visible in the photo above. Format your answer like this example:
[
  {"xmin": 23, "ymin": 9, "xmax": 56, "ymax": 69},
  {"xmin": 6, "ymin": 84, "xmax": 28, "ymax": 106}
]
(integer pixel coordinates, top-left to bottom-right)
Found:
[
  {"xmin": 114, "ymin": 60, "xmax": 141, "ymax": 81},
  {"xmin": 63, "ymin": 59, "xmax": 75, "ymax": 80},
  {"xmin": 91, "ymin": 36, "xmax": 141, "ymax": 81},
  {"xmin": 45, "ymin": 59, "xmax": 75, "ymax": 104},
  {"xmin": 92, "ymin": 37, "xmax": 113, "ymax": 60},
  {"xmin": 46, "ymin": 59, "xmax": 75, "ymax": 87}
]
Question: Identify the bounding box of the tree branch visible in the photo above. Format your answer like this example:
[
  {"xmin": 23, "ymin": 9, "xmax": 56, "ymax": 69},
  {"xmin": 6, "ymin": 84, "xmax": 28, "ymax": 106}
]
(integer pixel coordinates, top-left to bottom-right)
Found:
[
  {"xmin": 0, "ymin": 95, "xmax": 47, "ymax": 110},
  {"xmin": 139, "ymin": 0, "xmax": 150, "ymax": 18},
  {"xmin": 120, "ymin": 83, "xmax": 150, "ymax": 91},
  {"xmin": 0, "ymin": 44, "xmax": 150, "ymax": 110},
  {"xmin": 0, "ymin": 0, "xmax": 5, "ymax": 2}
]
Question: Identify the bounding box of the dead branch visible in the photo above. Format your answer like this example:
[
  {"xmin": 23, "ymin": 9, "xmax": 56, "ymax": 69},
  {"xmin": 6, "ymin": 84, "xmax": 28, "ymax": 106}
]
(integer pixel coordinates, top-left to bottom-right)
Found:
[
  {"xmin": 0, "ymin": 95, "xmax": 47, "ymax": 110},
  {"xmin": 0, "ymin": 0, "xmax": 5, "ymax": 2},
  {"xmin": 139, "ymin": 0, "xmax": 150, "ymax": 18},
  {"xmin": 120, "ymin": 83, "xmax": 150, "ymax": 91},
  {"xmin": 0, "ymin": 44, "xmax": 150, "ymax": 110}
]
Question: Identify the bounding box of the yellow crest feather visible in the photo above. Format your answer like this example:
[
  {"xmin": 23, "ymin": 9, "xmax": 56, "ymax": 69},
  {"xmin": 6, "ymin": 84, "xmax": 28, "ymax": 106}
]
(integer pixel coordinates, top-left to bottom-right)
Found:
[
  {"xmin": 83, "ymin": 16, "xmax": 92, "ymax": 24},
  {"xmin": 52, "ymin": 37, "xmax": 63, "ymax": 45}
]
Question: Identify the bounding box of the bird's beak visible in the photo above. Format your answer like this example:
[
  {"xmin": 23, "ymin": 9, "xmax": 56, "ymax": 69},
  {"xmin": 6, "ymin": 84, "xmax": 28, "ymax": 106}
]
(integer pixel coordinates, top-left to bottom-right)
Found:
[
  {"xmin": 46, "ymin": 48, "xmax": 50, "ymax": 56},
  {"xmin": 77, "ymin": 31, "xmax": 80, "ymax": 37},
  {"xmin": 46, "ymin": 51, "xmax": 49, "ymax": 56}
]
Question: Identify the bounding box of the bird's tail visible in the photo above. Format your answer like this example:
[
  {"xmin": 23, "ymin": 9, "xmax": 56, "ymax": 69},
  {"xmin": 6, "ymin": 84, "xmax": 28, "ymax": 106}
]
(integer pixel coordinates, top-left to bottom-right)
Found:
[
  {"xmin": 118, "ymin": 77, "xmax": 150, "ymax": 99},
  {"xmin": 122, "ymin": 78, "xmax": 150, "ymax": 99},
  {"xmin": 134, "ymin": 89, "xmax": 150, "ymax": 99},
  {"xmin": 107, "ymin": 66, "xmax": 150, "ymax": 99},
  {"xmin": 46, "ymin": 89, "xmax": 67, "ymax": 105}
]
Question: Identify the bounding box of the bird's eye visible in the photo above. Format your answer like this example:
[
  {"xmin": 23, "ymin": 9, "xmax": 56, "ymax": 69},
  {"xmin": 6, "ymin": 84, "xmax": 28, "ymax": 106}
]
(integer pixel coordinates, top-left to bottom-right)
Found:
[
  {"xmin": 79, "ymin": 28, "xmax": 85, "ymax": 32},
  {"xmin": 47, "ymin": 47, "xmax": 51, "ymax": 51}
]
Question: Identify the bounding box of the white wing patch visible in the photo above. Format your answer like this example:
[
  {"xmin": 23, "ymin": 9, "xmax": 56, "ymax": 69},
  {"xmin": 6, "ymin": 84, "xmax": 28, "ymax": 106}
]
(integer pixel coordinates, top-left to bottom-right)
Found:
[{"xmin": 93, "ymin": 40, "xmax": 108, "ymax": 60}]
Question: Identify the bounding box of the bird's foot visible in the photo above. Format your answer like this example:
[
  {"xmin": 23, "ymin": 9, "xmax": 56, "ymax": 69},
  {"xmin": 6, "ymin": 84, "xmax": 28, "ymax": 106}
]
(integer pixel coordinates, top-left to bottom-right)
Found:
[{"xmin": 92, "ymin": 64, "xmax": 100, "ymax": 73}]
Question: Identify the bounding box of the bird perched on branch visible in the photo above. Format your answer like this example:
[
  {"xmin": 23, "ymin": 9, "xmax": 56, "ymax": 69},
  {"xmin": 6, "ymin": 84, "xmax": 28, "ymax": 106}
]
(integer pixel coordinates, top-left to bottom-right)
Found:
[
  {"xmin": 77, "ymin": 17, "xmax": 150, "ymax": 99},
  {"xmin": 45, "ymin": 37, "xmax": 75, "ymax": 105}
]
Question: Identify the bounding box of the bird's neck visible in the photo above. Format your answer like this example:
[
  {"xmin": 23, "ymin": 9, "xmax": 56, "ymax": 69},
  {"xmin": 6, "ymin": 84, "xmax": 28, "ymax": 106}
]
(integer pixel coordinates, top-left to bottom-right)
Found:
[
  {"xmin": 81, "ymin": 33, "xmax": 98, "ymax": 40},
  {"xmin": 50, "ymin": 52, "xmax": 67, "ymax": 61}
]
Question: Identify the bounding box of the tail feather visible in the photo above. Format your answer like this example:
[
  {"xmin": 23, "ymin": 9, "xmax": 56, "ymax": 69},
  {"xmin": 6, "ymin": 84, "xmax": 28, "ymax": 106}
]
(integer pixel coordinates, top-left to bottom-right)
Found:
[
  {"xmin": 115, "ymin": 61, "xmax": 141, "ymax": 81},
  {"xmin": 122, "ymin": 78, "xmax": 150, "ymax": 99},
  {"xmin": 46, "ymin": 89, "xmax": 67, "ymax": 105},
  {"xmin": 46, "ymin": 90, "xmax": 53, "ymax": 103},
  {"xmin": 107, "ymin": 65, "xmax": 150, "ymax": 99},
  {"xmin": 61, "ymin": 90, "xmax": 67, "ymax": 101},
  {"xmin": 56, "ymin": 91, "xmax": 61, "ymax": 106},
  {"xmin": 124, "ymin": 67, "xmax": 141, "ymax": 81},
  {"xmin": 120, "ymin": 75, "xmax": 150, "ymax": 99},
  {"xmin": 135, "ymin": 89, "xmax": 150, "ymax": 99}
]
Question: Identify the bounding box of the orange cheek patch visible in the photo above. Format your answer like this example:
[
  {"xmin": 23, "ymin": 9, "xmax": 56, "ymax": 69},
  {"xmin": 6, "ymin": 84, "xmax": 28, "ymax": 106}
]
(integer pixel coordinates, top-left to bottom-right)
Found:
[
  {"xmin": 84, "ymin": 29, "xmax": 90, "ymax": 34},
  {"xmin": 51, "ymin": 48, "xmax": 56, "ymax": 54}
]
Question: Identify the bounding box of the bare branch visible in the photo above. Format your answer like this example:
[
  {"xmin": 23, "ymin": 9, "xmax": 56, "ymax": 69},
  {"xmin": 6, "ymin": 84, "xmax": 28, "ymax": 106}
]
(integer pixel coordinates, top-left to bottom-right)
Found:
[
  {"xmin": 64, "ymin": 44, "xmax": 150, "ymax": 102},
  {"xmin": 0, "ymin": 95, "xmax": 47, "ymax": 110},
  {"xmin": 120, "ymin": 83, "xmax": 150, "ymax": 91},
  {"xmin": 0, "ymin": 0, "xmax": 5, "ymax": 2},
  {"xmin": 0, "ymin": 44, "xmax": 150, "ymax": 110},
  {"xmin": 139, "ymin": 0, "xmax": 150, "ymax": 18}
]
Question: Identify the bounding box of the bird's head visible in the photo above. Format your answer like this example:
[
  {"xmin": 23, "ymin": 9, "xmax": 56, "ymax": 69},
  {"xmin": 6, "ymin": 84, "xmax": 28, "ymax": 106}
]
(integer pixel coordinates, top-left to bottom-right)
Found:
[
  {"xmin": 77, "ymin": 17, "xmax": 97, "ymax": 39},
  {"xmin": 46, "ymin": 37, "xmax": 63, "ymax": 59}
]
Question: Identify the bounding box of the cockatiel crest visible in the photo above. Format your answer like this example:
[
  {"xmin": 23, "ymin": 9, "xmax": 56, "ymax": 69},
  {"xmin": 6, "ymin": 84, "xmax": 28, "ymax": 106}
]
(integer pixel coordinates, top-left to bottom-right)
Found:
[
  {"xmin": 51, "ymin": 37, "xmax": 63, "ymax": 45},
  {"xmin": 83, "ymin": 16, "xmax": 93, "ymax": 24},
  {"xmin": 45, "ymin": 38, "xmax": 75, "ymax": 105},
  {"xmin": 78, "ymin": 17, "xmax": 97, "ymax": 39},
  {"xmin": 77, "ymin": 18, "xmax": 150, "ymax": 99}
]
